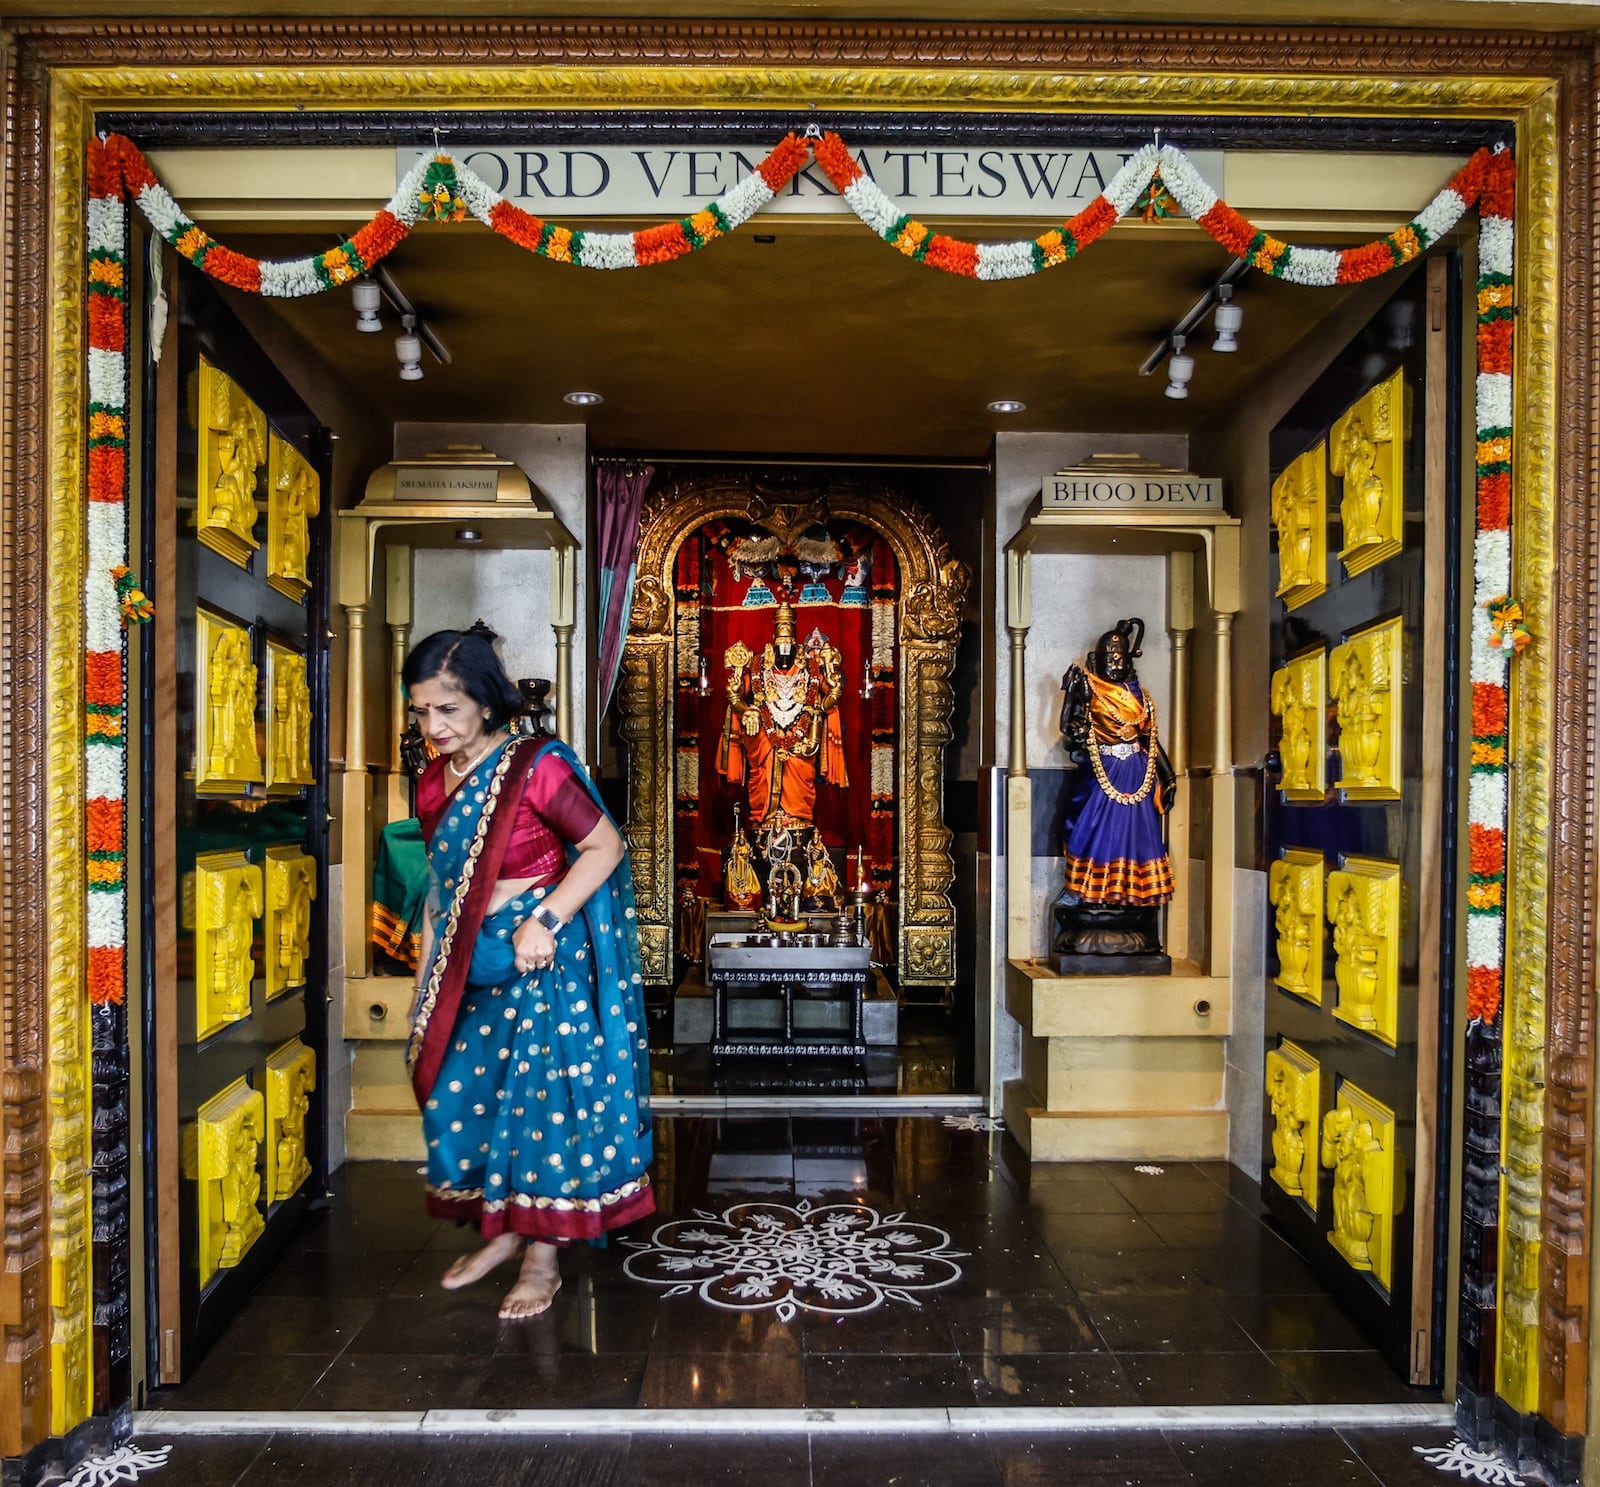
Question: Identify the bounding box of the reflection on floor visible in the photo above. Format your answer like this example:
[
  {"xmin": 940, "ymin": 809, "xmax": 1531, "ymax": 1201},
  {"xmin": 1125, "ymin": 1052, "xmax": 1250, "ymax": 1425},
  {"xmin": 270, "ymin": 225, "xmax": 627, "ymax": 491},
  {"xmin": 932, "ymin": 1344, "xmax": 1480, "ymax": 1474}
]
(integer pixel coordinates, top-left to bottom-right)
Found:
[
  {"xmin": 150, "ymin": 1117, "xmax": 1440, "ymax": 1418},
  {"xmin": 645, "ymin": 1003, "xmax": 974, "ymax": 1096}
]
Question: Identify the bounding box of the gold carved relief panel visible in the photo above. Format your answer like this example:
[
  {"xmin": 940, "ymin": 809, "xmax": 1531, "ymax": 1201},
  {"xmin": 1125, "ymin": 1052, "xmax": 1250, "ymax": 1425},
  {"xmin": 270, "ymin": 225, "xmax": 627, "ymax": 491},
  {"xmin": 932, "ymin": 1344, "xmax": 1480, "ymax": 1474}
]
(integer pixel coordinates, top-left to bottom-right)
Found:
[
  {"xmin": 196, "ymin": 357, "xmax": 267, "ymax": 569},
  {"xmin": 1269, "ymin": 847, "xmax": 1325, "ymax": 1006},
  {"xmin": 195, "ymin": 608, "xmax": 262, "ymax": 794},
  {"xmin": 1321, "ymin": 1080, "xmax": 1399, "ymax": 1292},
  {"xmin": 1327, "ymin": 855, "xmax": 1401, "ymax": 1047},
  {"xmin": 1329, "ymin": 617, "xmax": 1402, "ymax": 801},
  {"xmin": 1266, "ymin": 1039, "xmax": 1321, "ymax": 1210},
  {"xmin": 264, "ymin": 639, "xmax": 314, "ymax": 793},
  {"xmin": 189, "ymin": 1077, "xmax": 266, "ymax": 1287},
  {"xmin": 1270, "ymin": 649, "xmax": 1327, "ymax": 802},
  {"xmin": 263, "ymin": 846, "xmax": 316, "ymax": 1002},
  {"xmin": 1331, "ymin": 368, "xmax": 1406, "ymax": 578},
  {"xmin": 1271, "ymin": 442, "xmax": 1327, "ymax": 611},
  {"xmin": 267, "ymin": 431, "xmax": 319, "ymax": 602},
  {"xmin": 191, "ymin": 849, "xmax": 263, "ymax": 1039},
  {"xmin": 266, "ymin": 1039, "xmax": 316, "ymax": 1204}
]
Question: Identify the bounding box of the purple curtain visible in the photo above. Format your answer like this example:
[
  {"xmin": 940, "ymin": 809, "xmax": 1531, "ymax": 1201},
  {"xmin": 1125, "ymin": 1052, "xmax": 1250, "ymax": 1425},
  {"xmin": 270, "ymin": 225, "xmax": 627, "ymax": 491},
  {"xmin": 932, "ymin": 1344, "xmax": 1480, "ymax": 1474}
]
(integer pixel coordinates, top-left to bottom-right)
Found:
[{"xmin": 595, "ymin": 461, "xmax": 655, "ymax": 716}]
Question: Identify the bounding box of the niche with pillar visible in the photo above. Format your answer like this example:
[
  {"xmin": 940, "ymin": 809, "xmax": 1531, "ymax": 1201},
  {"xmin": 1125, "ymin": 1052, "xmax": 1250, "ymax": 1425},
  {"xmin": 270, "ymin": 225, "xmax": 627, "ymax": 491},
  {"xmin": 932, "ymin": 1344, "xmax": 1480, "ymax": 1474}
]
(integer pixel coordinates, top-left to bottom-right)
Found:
[
  {"xmin": 333, "ymin": 445, "xmax": 576, "ymax": 1155},
  {"xmin": 1000, "ymin": 455, "xmax": 1241, "ymax": 1162}
]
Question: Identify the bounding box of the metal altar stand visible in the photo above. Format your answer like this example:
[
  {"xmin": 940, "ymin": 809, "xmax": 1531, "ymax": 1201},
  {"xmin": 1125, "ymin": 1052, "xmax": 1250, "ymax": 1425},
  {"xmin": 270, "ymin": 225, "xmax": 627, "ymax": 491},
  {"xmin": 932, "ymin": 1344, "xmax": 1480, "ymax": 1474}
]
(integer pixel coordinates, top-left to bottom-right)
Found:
[{"xmin": 707, "ymin": 933, "xmax": 870, "ymax": 1059}]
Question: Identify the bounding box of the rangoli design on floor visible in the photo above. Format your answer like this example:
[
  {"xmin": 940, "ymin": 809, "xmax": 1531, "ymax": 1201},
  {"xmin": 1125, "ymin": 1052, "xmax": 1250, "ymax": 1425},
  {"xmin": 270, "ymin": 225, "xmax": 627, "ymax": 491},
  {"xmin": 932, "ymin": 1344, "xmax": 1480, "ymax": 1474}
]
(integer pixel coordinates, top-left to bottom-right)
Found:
[
  {"xmin": 1413, "ymin": 1438, "xmax": 1526, "ymax": 1485},
  {"xmin": 623, "ymin": 1199, "xmax": 966, "ymax": 1322},
  {"xmin": 942, "ymin": 1113, "xmax": 1005, "ymax": 1133},
  {"xmin": 62, "ymin": 1444, "xmax": 172, "ymax": 1487}
]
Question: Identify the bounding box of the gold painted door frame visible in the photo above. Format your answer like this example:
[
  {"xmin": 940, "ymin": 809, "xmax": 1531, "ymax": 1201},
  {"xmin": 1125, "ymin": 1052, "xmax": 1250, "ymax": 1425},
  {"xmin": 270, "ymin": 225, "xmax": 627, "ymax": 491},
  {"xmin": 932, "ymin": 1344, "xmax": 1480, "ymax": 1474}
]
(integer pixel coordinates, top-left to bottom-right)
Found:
[
  {"xmin": 0, "ymin": 17, "xmax": 1585, "ymax": 1462},
  {"xmin": 620, "ymin": 469, "xmax": 970, "ymax": 985}
]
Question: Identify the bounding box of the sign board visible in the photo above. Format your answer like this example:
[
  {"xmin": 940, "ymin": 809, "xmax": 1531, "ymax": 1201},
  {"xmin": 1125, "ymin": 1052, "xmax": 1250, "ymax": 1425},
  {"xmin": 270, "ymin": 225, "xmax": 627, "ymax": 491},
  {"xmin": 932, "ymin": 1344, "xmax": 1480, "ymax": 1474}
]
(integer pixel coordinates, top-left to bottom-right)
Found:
[
  {"xmin": 397, "ymin": 144, "xmax": 1225, "ymax": 219},
  {"xmin": 392, "ymin": 466, "xmax": 501, "ymax": 502},
  {"xmin": 1043, "ymin": 469, "xmax": 1225, "ymax": 512}
]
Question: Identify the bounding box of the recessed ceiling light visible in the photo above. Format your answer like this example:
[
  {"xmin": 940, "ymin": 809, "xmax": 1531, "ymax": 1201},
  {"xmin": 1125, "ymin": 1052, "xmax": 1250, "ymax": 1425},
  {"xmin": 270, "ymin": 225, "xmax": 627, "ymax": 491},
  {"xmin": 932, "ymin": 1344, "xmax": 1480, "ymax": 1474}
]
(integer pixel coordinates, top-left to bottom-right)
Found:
[
  {"xmin": 564, "ymin": 390, "xmax": 604, "ymax": 406},
  {"xmin": 987, "ymin": 399, "xmax": 1026, "ymax": 413}
]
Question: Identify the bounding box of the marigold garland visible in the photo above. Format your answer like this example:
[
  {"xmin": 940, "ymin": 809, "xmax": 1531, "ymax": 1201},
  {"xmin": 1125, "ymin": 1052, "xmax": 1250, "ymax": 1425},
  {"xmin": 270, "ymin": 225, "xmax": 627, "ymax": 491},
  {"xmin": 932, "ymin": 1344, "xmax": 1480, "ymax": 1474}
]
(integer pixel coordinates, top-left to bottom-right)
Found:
[
  {"xmin": 80, "ymin": 128, "xmax": 1521, "ymax": 1038},
  {"xmin": 87, "ymin": 131, "xmax": 811, "ymax": 293}
]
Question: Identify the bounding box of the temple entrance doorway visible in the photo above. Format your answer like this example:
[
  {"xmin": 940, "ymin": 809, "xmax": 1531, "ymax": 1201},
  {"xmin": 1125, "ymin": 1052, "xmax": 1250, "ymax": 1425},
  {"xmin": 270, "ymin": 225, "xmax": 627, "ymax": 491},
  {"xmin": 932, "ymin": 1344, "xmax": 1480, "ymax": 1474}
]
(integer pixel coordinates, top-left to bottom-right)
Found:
[{"xmin": 110, "ymin": 116, "xmax": 1484, "ymax": 1421}]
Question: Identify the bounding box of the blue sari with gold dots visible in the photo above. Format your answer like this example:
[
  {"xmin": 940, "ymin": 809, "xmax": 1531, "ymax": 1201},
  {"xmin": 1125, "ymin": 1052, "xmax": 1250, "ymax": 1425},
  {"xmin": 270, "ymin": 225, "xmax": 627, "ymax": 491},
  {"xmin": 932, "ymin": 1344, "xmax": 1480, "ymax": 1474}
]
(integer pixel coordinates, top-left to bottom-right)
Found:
[{"xmin": 408, "ymin": 736, "xmax": 653, "ymax": 1242}]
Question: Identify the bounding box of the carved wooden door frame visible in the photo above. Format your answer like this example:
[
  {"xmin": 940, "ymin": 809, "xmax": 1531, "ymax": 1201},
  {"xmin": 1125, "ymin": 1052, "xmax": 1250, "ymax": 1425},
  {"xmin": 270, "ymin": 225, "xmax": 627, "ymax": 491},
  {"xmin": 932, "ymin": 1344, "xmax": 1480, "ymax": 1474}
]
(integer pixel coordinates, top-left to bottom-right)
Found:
[{"xmin": 0, "ymin": 17, "xmax": 1590, "ymax": 1470}]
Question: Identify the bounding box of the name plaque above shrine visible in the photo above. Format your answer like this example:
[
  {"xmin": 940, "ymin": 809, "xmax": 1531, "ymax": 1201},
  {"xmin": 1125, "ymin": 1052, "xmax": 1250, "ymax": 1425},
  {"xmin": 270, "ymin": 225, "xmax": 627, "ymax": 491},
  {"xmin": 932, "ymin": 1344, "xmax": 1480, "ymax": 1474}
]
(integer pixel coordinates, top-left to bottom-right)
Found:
[
  {"xmin": 1043, "ymin": 457, "xmax": 1225, "ymax": 515},
  {"xmin": 397, "ymin": 144, "xmax": 1225, "ymax": 218},
  {"xmin": 392, "ymin": 467, "xmax": 500, "ymax": 502}
]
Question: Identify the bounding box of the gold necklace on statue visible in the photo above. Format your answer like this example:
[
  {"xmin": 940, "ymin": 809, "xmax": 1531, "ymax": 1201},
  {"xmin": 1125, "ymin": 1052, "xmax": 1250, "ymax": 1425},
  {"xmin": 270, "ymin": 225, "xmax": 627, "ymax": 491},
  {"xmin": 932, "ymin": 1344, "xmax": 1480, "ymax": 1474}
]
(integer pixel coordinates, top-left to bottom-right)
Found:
[{"xmin": 1087, "ymin": 695, "xmax": 1159, "ymax": 806}]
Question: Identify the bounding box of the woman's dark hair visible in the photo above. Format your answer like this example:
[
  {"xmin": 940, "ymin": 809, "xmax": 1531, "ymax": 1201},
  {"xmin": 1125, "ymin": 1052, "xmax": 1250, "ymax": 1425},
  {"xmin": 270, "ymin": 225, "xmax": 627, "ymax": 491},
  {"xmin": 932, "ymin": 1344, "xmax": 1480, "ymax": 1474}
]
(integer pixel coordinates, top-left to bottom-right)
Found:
[{"xmin": 402, "ymin": 629, "xmax": 523, "ymax": 731}]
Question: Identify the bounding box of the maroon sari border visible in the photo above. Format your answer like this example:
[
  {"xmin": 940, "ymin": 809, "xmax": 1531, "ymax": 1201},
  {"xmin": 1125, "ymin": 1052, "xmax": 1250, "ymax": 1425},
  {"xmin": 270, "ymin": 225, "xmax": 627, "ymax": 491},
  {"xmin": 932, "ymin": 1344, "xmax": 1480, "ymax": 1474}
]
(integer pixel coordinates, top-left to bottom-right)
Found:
[{"xmin": 427, "ymin": 1178, "xmax": 656, "ymax": 1242}]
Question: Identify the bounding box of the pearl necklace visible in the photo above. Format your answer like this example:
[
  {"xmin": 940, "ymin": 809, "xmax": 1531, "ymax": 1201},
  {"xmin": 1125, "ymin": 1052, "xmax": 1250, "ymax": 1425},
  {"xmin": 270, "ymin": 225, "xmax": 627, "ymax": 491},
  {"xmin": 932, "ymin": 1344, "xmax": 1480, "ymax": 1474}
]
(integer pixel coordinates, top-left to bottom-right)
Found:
[{"xmin": 446, "ymin": 733, "xmax": 503, "ymax": 782}]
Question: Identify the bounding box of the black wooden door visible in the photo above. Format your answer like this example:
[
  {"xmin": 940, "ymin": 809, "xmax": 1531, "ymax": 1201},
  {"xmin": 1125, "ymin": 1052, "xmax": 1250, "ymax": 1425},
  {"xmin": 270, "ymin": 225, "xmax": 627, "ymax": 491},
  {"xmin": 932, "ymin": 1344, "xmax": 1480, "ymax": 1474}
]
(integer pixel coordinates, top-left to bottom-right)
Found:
[
  {"xmin": 1261, "ymin": 259, "xmax": 1458, "ymax": 1386},
  {"xmin": 148, "ymin": 267, "xmax": 331, "ymax": 1374}
]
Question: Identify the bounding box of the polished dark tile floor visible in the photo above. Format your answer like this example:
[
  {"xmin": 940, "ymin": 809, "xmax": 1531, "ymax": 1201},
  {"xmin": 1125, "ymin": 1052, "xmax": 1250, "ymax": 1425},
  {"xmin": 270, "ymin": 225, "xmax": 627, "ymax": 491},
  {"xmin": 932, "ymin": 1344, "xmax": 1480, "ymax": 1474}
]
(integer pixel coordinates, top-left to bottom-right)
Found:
[
  {"xmin": 150, "ymin": 1116, "xmax": 1439, "ymax": 1416},
  {"xmin": 121, "ymin": 1428, "xmax": 1482, "ymax": 1486}
]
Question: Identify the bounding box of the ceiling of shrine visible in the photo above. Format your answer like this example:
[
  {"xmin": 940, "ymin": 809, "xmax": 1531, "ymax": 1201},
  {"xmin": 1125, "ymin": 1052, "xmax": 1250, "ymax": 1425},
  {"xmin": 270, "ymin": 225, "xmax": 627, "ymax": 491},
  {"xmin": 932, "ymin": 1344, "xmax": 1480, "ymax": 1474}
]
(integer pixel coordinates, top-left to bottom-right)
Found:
[{"xmin": 228, "ymin": 222, "xmax": 1376, "ymax": 458}]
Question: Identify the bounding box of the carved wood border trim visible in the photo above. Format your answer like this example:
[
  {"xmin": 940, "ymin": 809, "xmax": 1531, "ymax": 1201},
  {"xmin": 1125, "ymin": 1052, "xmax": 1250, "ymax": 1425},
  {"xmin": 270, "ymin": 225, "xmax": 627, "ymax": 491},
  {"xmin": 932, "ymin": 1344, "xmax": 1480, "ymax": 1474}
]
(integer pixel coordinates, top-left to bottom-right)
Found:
[
  {"xmin": 1535, "ymin": 40, "xmax": 1597, "ymax": 1440},
  {"xmin": 0, "ymin": 32, "xmax": 52, "ymax": 1462}
]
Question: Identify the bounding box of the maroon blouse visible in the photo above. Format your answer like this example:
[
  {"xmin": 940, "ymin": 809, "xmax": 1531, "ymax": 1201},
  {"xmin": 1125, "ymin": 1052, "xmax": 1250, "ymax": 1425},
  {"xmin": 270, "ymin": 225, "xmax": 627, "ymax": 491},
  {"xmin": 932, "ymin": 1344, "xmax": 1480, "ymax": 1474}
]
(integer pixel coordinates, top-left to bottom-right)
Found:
[{"xmin": 417, "ymin": 743, "xmax": 603, "ymax": 886}]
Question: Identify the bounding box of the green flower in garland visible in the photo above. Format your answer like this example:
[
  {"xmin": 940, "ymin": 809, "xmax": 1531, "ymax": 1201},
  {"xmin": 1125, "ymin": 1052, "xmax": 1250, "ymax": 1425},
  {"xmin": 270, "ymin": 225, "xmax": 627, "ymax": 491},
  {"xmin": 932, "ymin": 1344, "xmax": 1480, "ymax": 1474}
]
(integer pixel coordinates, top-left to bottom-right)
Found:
[{"xmin": 418, "ymin": 159, "xmax": 467, "ymax": 223}]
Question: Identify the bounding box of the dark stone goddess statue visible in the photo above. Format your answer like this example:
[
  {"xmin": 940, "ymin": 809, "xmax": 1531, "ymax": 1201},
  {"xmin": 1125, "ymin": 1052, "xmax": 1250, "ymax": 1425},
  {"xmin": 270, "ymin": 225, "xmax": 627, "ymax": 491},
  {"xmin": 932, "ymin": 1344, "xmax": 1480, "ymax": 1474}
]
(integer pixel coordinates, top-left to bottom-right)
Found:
[{"xmin": 1052, "ymin": 617, "xmax": 1176, "ymax": 974}]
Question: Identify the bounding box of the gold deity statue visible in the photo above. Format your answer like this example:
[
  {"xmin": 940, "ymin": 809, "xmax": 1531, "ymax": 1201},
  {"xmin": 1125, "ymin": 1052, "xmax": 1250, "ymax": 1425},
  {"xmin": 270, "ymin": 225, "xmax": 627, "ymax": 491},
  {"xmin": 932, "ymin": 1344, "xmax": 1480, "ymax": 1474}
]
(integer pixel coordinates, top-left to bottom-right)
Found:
[
  {"xmin": 722, "ymin": 803, "xmax": 762, "ymax": 912},
  {"xmin": 198, "ymin": 359, "xmax": 268, "ymax": 568},
  {"xmin": 801, "ymin": 833, "xmax": 844, "ymax": 913},
  {"xmin": 718, "ymin": 600, "xmax": 848, "ymax": 834},
  {"xmin": 268, "ymin": 431, "xmax": 320, "ymax": 600}
]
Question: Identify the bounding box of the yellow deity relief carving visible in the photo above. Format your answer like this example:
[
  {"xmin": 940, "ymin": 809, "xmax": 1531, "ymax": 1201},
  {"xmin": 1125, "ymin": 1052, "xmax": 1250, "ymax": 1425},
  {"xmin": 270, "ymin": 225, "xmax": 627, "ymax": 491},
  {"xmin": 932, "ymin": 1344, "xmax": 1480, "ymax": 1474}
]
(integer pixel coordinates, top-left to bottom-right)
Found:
[
  {"xmin": 1265, "ymin": 1040, "xmax": 1321, "ymax": 1209},
  {"xmin": 191, "ymin": 1077, "xmax": 267, "ymax": 1286},
  {"xmin": 265, "ymin": 640, "xmax": 315, "ymax": 793},
  {"xmin": 192, "ymin": 849, "xmax": 264, "ymax": 1039},
  {"xmin": 1270, "ymin": 442, "xmax": 1328, "ymax": 610},
  {"xmin": 266, "ymin": 1039, "xmax": 317, "ymax": 1204},
  {"xmin": 195, "ymin": 608, "xmax": 262, "ymax": 794},
  {"xmin": 1268, "ymin": 848, "xmax": 1325, "ymax": 1005},
  {"xmin": 1497, "ymin": 1182, "xmax": 1545, "ymax": 1413},
  {"xmin": 49, "ymin": 1174, "xmax": 93, "ymax": 1434},
  {"xmin": 1330, "ymin": 367, "xmax": 1406, "ymax": 577},
  {"xmin": 1320, "ymin": 1081, "xmax": 1399, "ymax": 1291},
  {"xmin": 1327, "ymin": 855, "xmax": 1401, "ymax": 1047},
  {"xmin": 1328, "ymin": 616, "xmax": 1403, "ymax": 801},
  {"xmin": 197, "ymin": 357, "xmax": 268, "ymax": 568},
  {"xmin": 1270, "ymin": 649, "xmax": 1327, "ymax": 802},
  {"xmin": 264, "ymin": 846, "xmax": 317, "ymax": 1001},
  {"xmin": 267, "ymin": 430, "xmax": 320, "ymax": 601}
]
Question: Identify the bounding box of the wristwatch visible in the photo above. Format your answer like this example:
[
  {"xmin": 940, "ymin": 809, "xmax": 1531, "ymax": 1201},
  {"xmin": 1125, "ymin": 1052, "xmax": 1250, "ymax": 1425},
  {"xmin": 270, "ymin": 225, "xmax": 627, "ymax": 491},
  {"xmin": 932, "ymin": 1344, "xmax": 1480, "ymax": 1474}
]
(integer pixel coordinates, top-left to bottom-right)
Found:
[{"xmin": 532, "ymin": 904, "xmax": 566, "ymax": 933}]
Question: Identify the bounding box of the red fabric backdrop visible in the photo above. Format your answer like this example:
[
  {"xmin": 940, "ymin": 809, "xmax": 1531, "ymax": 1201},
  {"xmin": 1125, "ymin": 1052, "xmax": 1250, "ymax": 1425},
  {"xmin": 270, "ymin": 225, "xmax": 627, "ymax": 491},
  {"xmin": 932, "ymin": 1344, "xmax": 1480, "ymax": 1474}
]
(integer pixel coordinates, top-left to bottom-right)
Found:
[{"xmin": 673, "ymin": 519, "xmax": 898, "ymax": 906}]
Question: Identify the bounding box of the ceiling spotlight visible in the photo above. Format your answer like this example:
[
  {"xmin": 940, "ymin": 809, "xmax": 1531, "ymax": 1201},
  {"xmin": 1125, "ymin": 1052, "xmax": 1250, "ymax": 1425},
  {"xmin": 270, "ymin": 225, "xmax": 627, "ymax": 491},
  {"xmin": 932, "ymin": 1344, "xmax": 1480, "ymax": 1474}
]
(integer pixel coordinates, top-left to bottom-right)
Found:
[
  {"xmin": 455, "ymin": 528, "xmax": 482, "ymax": 544},
  {"xmin": 987, "ymin": 399, "xmax": 1027, "ymax": 413},
  {"xmin": 563, "ymin": 390, "xmax": 604, "ymax": 407},
  {"xmin": 351, "ymin": 277, "xmax": 382, "ymax": 333},
  {"xmin": 395, "ymin": 314, "xmax": 424, "ymax": 382},
  {"xmin": 1212, "ymin": 284, "xmax": 1242, "ymax": 354},
  {"xmin": 1165, "ymin": 336, "xmax": 1195, "ymax": 400}
]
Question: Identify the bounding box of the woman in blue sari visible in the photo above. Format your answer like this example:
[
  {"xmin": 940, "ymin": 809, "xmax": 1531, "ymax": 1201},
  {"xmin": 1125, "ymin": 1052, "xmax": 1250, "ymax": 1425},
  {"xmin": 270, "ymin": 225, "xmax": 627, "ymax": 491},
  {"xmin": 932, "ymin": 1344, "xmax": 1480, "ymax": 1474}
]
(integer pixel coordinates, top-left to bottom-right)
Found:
[{"xmin": 402, "ymin": 629, "xmax": 652, "ymax": 1319}]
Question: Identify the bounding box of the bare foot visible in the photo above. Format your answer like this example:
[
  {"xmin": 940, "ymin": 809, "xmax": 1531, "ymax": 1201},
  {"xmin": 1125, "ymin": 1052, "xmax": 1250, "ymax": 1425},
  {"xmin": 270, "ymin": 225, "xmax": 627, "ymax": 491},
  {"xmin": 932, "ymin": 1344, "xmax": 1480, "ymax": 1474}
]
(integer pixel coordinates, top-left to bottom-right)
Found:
[
  {"xmin": 499, "ymin": 1241, "xmax": 562, "ymax": 1320},
  {"xmin": 440, "ymin": 1231, "xmax": 523, "ymax": 1291}
]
